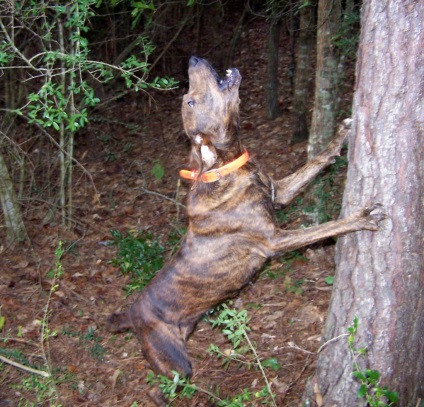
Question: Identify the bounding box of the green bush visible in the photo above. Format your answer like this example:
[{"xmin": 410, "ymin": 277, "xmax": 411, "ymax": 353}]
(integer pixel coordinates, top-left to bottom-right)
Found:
[{"xmin": 109, "ymin": 229, "xmax": 165, "ymax": 294}]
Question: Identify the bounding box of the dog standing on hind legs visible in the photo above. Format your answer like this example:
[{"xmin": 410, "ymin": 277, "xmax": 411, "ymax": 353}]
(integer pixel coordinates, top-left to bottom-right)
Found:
[{"xmin": 107, "ymin": 56, "xmax": 386, "ymax": 405}]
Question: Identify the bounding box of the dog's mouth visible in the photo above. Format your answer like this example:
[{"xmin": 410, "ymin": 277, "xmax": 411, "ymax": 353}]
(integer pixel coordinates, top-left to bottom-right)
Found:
[
  {"xmin": 189, "ymin": 56, "xmax": 241, "ymax": 91},
  {"xmin": 218, "ymin": 68, "xmax": 241, "ymax": 91}
]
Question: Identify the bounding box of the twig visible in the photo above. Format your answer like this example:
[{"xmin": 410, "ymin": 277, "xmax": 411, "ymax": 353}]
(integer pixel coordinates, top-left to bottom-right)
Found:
[
  {"xmin": 21, "ymin": 119, "xmax": 99, "ymax": 201},
  {"xmin": 140, "ymin": 187, "xmax": 186, "ymax": 208},
  {"xmin": 317, "ymin": 333, "xmax": 349, "ymax": 354},
  {"xmin": 287, "ymin": 341, "xmax": 316, "ymax": 355},
  {"xmin": 0, "ymin": 354, "xmax": 50, "ymax": 378},
  {"xmin": 243, "ymin": 332, "xmax": 278, "ymax": 407},
  {"xmin": 148, "ymin": 8, "xmax": 193, "ymax": 74}
]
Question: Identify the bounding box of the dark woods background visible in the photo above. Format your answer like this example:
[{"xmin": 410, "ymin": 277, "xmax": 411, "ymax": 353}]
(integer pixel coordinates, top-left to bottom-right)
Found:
[{"xmin": 0, "ymin": 1, "xmax": 367, "ymax": 406}]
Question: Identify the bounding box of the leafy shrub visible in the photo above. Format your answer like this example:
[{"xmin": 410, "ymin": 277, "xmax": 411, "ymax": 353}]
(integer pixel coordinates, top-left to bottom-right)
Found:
[{"xmin": 109, "ymin": 229, "xmax": 165, "ymax": 294}]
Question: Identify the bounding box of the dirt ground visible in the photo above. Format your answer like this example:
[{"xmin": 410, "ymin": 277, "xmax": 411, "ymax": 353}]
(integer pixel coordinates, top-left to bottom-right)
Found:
[{"xmin": 0, "ymin": 20, "xmax": 351, "ymax": 406}]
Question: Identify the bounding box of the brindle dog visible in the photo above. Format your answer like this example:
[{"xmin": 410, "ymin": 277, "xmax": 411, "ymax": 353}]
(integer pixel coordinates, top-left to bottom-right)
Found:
[{"xmin": 107, "ymin": 56, "xmax": 385, "ymax": 405}]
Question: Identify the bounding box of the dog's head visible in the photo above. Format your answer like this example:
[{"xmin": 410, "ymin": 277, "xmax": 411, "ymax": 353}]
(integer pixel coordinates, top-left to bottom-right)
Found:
[{"xmin": 182, "ymin": 57, "xmax": 242, "ymax": 170}]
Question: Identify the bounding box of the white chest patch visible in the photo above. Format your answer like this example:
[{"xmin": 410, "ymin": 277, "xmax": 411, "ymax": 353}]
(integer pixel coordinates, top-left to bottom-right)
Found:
[{"xmin": 200, "ymin": 145, "xmax": 217, "ymax": 169}]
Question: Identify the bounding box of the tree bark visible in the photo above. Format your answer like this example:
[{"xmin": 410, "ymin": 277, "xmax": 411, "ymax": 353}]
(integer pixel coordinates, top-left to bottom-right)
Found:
[
  {"xmin": 308, "ymin": 0, "xmax": 341, "ymax": 159},
  {"xmin": 292, "ymin": 3, "xmax": 315, "ymax": 143},
  {"xmin": 266, "ymin": 17, "xmax": 282, "ymax": 120},
  {"xmin": 0, "ymin": 150, "xmax": 28, "ymax": 243},
  {"xmin": 303, "ymin": 1, "xmax": 424, "ymax": 406}
]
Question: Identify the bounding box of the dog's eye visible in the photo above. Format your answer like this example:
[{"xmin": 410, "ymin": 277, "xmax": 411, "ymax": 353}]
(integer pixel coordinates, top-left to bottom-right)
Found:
[{"xmin": 187, "ymin": 100, "xmax": 195, "ymax": 108}]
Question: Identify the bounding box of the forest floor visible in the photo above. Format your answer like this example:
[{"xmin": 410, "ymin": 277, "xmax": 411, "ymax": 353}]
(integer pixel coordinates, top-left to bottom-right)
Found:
[{"xmin": 0, "ymin": 20, "xmax": 353, "ymax": 407}]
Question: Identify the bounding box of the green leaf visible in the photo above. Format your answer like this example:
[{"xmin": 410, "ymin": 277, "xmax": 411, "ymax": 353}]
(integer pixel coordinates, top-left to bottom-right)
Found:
[
  {"xmin": 357, "ymin": 384, "xmax": 367, "ymax": 398},
  {"xmin": 365, "ymin": 369, "xmax": 381, "ymax": 382},
  {"xmin": 324, "ymin": 275, "xmax": 334, "ymax": 285},
  {"xmin": 151, "ymin": 161, "xmax": 165, "ymax": 181},
  {"xmin": 0, "ymin": 316, "xmax": 5, "ymax": 330},
  {"xmin": 353, "ymin": 370, "xmax": 366, "ymax": 382},
  {"xmin": 385, "ymin": 390, "xmax": 399, "ymax": 403},
  {"xmin": 261, "ymin": 357, "xmax": 281, "ymax": 371}
]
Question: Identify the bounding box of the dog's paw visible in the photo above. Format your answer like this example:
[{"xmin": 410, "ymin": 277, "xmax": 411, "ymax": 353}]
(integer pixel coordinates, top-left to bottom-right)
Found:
[
  {"xmin": 148, "ymin": 387, "xmax": 167, "ymax": 407},
  {"xmin": 106, "ymin": 311, "xmax": 132, "ymax": 333},
  {"xmin": 362, "ymin": 203, "xmax": 387, "ymax": 229},
  {"xmin": 324, "ymin": 118, "xmax": 352, "ymax": 159}
]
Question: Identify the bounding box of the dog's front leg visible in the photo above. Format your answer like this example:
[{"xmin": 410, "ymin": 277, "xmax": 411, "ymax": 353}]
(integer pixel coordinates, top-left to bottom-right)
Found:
[
  {"xmin": 273, "ymin": 119, "xmax": 351, "ymax": 205},
  {"xmin": 267, "ymin": 204, "xmax": 386, "ymax": 254}
]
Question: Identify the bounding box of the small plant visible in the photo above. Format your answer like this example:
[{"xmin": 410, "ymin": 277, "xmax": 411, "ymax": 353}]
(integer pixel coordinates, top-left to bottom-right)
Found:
[
  {"xmin": 109, "ymin": 229, "xmax": 165, "ymax": 294},
  {"xmin": 348, "ymin": 317, "xmax": 398, "ymax": 406},
  {"xmin": 61, "ymin": 325, "xmax": 106, "ymax": 361},
  {"xmin": 16, "ymin": 374, "xmax": 61, "ymax": 406},
  {"xmin": 283, "ymin": 275, "xmax": 305, "ymax": 294},
  {"xmin": 324, "ymin": 275, "xmax": 334, "ymax": 285},
  {"xmin": 275, "ymin": 197, "xmax": 304, "ymax": 224},
  {"xmin": 147, "ymin": 370, "xmax": 197, "ymax": 404},
  {"xmin": 1, "ymin": 243, "xmax": 66, "ymax": 406},
  {"xmin": 145, "ymin": 304, "xmax": 280, "ymax": 406},
  {"xmin": 151, "ymin": 160, "xmax": 165, "ymax": 181},
  {"xmin": 147, "ymin": 369, "xmax": 270, "ymax": 407},
  {"xmin": 208, "ymin": 304, "xmax": 278, "ymax": 407},
  {"xmin": 265, "ymin": 250, "xmax": 308, "ymax": 280},
  {"xmin": 81, "ymin": 327, "xmax": 107, "ymax": 362}
]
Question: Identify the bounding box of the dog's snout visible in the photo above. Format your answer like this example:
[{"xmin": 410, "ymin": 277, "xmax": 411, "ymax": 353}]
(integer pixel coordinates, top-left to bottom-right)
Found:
[{"xmin": 189, "ymin": 56, "xmax": 200, "ymax": 67}]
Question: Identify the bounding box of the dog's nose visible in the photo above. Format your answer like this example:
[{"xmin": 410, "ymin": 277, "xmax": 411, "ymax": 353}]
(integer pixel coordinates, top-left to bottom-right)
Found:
[{"xmin": 189, "ymin": 56, "xmax": 200, "ymax": 67}]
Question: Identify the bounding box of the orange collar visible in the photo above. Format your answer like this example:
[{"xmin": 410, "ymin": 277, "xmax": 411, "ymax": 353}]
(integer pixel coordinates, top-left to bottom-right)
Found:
[{"xmin": 179, "ymin": 150, "xmax": 249, "ymax": 183}]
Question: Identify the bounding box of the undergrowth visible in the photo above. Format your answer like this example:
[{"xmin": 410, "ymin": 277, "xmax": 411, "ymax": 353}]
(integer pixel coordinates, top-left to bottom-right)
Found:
[
  {"xmin": 1, "ymin": 243, "xmax": 66, "ymax": 406},
  {"xmin": 109, "ymin": 226, "xmax": 185, "ymax": 294},
  {"xmin": 302, "ymin": 155, "xmax": 347, "ymax": 224},
  {"xmin": 146, "ymin": 302, "xmax": 279, "ymax": 406},
  {"xmin": 275, "ymin": 154, "xmax": 347, "ymax": 227},
  {"xmin": 109, "ymin": 229, "xmax": 165, "ymax": 294},
  {"xmin": 348, "ymin": 317, "xmax": 398, "ymax": 406}
]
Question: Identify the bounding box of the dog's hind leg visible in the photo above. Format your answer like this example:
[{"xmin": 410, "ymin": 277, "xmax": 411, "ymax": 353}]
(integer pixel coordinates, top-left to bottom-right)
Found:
[
  {"xmin": 140, "ymin": 325, "xmax": 193, "ymax": 379},
  {"xmin": 138, "ymin": 324, "xmax": 192, "ymax": 406}
]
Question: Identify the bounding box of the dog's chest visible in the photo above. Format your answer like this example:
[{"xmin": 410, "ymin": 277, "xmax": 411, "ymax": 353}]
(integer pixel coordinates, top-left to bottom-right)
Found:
[{"xmin": 186, "ymin": 177, "xmax": 276, "ymax": 239}]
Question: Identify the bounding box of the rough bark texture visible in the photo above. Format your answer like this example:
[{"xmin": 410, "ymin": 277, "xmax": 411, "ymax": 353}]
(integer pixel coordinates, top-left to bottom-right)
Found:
[
  {"xmin": 292, "ymin": 3, "xmax": 314, "ymax": 143},
  {"xmin": 266, "ymin": 18, "xmax": 282, "ymax": 120},
  {"xmin": 308, "ymin": 0, "xmax": 341, "ymax": 158},
  {"xmin": 303, "ymin": 1, "xmax": 424, "ymax": 406},
  {"xmin": 0, "ymin": 150, "xmax": 28, "ymax": 242}
]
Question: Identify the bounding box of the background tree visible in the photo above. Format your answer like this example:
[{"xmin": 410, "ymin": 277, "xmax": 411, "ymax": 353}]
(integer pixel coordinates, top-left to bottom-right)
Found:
[
  {"xmin": 0, "ymin": 145, "xmax": 28, "ymax": 242},
  {"xmin": 264, "ymin": 0, "xmax": 284, "ymax": 120},
  {"xmin": 303, "ymin": 0, "xmax": 424, "ymax": 405},
  {"xmin": 0, "ymin": 0, "xmax": 177, "ymax": 236},
  {"xmin": 292, "ymin": 0, "xmax": 315, "ymax": 143},
  {"xmin": 307, "ymin": 0, "xmax": 341, "ymax": 159}
]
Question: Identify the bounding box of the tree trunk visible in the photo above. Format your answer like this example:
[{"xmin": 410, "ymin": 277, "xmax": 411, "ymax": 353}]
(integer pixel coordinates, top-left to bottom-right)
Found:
[
  {"xmin": 266, "ymin": 17, "xmax": 282, "ymax": 120},
  {"xmin": 0, "ymin": 150, "xmax": 28, "ymax": 243},
  {"xmin": 307, "ymin": 0, "xmax": 341, "ymax": 159},
  {"xmin": 292, "ymin": 3, "xmax": 315, "ymax": 143},
  {"xmin": 302, "ymin": 1, "xmax": 424, "ymax": 406}
]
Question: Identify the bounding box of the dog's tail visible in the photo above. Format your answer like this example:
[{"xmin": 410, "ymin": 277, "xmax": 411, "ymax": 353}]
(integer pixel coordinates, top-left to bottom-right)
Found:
[{"xmin": 106, "ymin": 311, "xmax": 133, "ymax": 333}]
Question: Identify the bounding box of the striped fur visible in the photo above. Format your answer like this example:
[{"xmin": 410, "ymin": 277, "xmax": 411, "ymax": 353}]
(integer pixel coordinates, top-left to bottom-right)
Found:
[{"xmin": 107, "ymin": 57, "xmax": 385, "ymax": 406}]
